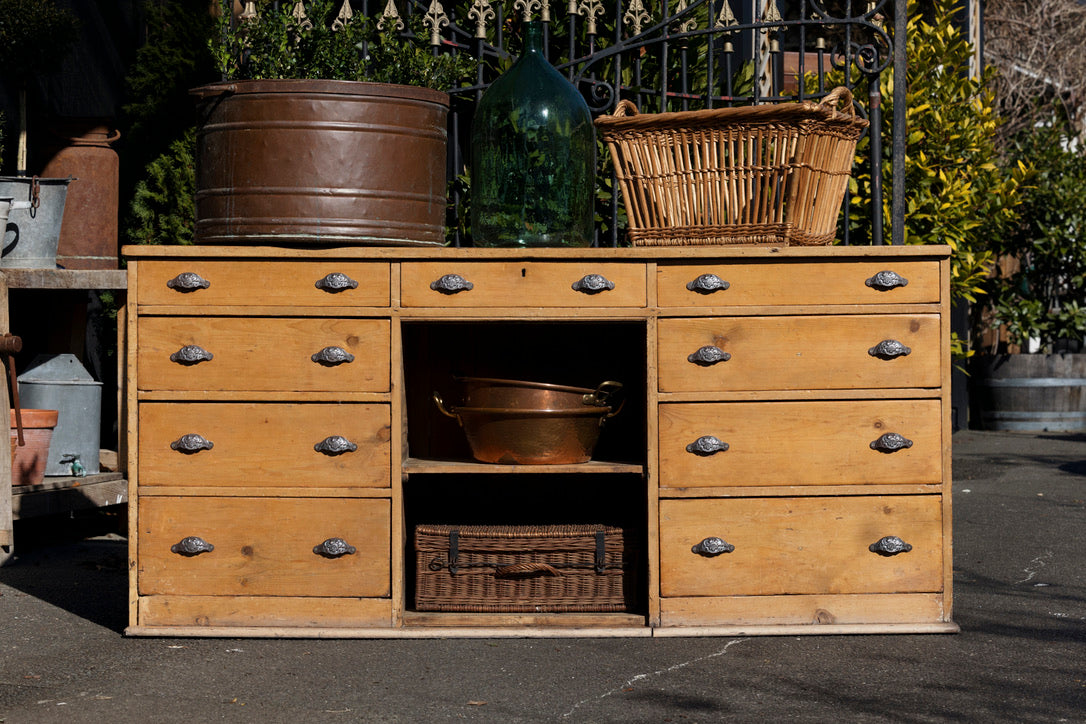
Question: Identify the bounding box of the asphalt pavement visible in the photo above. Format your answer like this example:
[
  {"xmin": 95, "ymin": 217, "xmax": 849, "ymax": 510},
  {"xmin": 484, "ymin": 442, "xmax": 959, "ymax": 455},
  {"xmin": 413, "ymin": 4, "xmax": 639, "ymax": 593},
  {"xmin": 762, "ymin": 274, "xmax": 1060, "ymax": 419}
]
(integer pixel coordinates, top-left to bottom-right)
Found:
[{"xmin": 1, "ymin": 430, "xmax": 1084, "ymax": 723}]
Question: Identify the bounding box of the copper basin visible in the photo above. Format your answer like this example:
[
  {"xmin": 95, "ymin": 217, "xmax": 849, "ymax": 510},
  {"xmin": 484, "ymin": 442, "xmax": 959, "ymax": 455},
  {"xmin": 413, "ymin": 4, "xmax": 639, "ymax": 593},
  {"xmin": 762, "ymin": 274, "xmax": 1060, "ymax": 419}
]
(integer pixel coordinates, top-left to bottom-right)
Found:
[
  {"xmin": 433, "ymin": 392, "xmax": 620, "ymax": 465},
  {"xmin": 453, "ymin": 377, "xmax": 623, "ymax": 410}
]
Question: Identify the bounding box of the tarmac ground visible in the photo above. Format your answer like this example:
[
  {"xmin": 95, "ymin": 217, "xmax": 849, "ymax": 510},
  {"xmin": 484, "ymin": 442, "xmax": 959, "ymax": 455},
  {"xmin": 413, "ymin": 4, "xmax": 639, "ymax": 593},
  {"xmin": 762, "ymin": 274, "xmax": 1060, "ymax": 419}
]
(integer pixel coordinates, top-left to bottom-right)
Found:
[{"xmin": 1, "ymin": 430, "xmax": 1084, "ymax": 723}]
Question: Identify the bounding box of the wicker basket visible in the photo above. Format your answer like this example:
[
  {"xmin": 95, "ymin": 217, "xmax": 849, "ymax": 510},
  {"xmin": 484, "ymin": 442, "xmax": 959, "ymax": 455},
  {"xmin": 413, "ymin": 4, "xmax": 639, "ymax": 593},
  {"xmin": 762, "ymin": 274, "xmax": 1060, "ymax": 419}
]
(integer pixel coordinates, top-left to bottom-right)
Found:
[
  {"xmin": 415, "ymin": 524, "xmax": 638, "ymax": 613},
  {"xmin": 594, "ymin": 86, "xmax": 869, "ymax": 246}
]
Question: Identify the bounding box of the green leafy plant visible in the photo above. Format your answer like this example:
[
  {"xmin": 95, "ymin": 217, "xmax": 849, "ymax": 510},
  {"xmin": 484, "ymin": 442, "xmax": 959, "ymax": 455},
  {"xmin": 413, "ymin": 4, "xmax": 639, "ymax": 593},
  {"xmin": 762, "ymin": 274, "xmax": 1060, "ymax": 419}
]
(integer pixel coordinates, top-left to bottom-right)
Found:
[
  {"xmin": 981, "ymin": 117, "xmax": 1086, "ymax": 352},
  {"xmin": 213, "ymin": 0, "xmax": 473, "ymax": 89},
  {"xmin": 126, "ymin": 128, "xmax": 197, "ymax": 246}
]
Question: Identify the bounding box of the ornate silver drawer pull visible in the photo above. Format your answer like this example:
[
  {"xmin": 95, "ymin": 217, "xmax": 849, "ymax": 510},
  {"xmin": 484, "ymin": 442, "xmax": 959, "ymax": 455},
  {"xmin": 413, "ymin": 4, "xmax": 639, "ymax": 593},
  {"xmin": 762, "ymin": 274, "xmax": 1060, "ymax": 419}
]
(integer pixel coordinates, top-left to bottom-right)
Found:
[
  {"xmin": 311, "ymin": 346, "xmax": 354, "ymax": 365},
  {"xmin": 166, "ymin": 272, "xmax": 210, "ymax": 292},
  {"xmin": 314, "ymin": 435, "xmax": 358, "ymax": 455},
  {"xmin": 313, "ymin": 537, "xmax": 357, "ymax": 558},
  {"xmin": 686, "ymin": 435, "xmax": 729, "ymax": 456},
  {"xmin": 430, "ymin": 274, "xmax": 474, "ymax": 294},
  {"xmin": 686, "ymin": 273, "xmax": 730, "ymax": 294},
  {"xmin": 692, "ymin": 537, "xmax": 735, "ymax": 557},
  {"xmin": 571, "ymin": 273, "xmax": 615, "ymax": 294},
  {"xmin": 315, "ymin": 272, "xmax": 359, "ymax": 293},
  {"xmin": 171, "ymin": 536, "xmax": 214, "ymax": 556},
  {"xmin": 869, "ymin": 536, "xmax": 913, "ymax": 556},
  {"xmin": 870, "ymin": 432, "xmax": 913, "ymax": 453},
  {"xmin": 868, "ymin": 339, "xmax": 912, "ymax": 359},
  {"xmin": 170, "ymin": 345, "xmax": 213, "ymax": 365},
  {"xmin": 688, "ymin": 345, "xmax": 731, "ymax": 366},
  {"xmin": 171, "ymin": 433, "xmax": 214, "ymax": 454},
  {"xmin": 865, "ymin": 270, "xmax": 909, "ymax": 291}
]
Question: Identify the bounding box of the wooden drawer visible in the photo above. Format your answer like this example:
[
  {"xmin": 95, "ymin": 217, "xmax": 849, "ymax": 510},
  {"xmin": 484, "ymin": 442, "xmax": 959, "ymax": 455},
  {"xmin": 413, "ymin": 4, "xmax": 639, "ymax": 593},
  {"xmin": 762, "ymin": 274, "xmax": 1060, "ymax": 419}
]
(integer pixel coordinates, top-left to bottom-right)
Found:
[
  {"xmin": 659, "ymin": 399, "xmax": 942, "ymax": 488},
  {"xmin": 399, "ymin": 261, "xmax": 647, "ymax": 307},
  {"xmin": 658, "ymin": 314, "xmax": 941, "ymax": 392},
  {"xmin": 137, "ymin": 316, "xmax": 390, "ymax": 392},
  {"xmin": 658, "ymin": 260, "xmax": 940, "ymax": 307},
  {"xmin": 138, "ymin": 496, "xmax": 390, "ymax": 597},
  {"xmin": 138, "ymin": 402, "xmax": 391, "ymax": 488},
  {"xmin": 660, "ymin": 495, "xmax": 943, "ymax": 597},
  {"xmin": 136, "ymin": 260, "xmax": 391, "ymax": 307}
]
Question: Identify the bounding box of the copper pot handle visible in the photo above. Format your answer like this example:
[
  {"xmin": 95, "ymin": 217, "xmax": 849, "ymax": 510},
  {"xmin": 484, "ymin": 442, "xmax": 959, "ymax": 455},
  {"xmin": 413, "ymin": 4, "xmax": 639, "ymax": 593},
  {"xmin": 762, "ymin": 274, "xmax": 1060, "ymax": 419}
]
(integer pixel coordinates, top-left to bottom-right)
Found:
[{"xmin": 432, "ymin": 392, "xmax": 462, "ymax": 425}]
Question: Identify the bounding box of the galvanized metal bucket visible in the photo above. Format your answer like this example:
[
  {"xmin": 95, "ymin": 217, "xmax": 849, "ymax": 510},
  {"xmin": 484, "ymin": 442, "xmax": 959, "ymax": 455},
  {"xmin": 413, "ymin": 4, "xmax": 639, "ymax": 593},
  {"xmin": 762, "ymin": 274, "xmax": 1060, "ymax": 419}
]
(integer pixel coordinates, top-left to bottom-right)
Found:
[
  {"xmin": 0, "ymin": 176, "xmax": 72, "ymax": 269},
  {"xmin": 192, "ymin": 79, "xmax": 449, "ymax": 246},
  {"xmin": 18, "ymin": 354, "xmax": 102, "ymax": 476}
]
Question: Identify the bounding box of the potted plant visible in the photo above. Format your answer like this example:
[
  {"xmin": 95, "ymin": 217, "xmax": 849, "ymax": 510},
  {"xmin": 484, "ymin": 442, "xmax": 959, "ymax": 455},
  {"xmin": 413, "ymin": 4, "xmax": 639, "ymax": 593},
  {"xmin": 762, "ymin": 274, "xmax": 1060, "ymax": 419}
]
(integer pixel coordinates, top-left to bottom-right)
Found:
[
  {"xmin": 0, "ymin": 0, "xmax": 80, "ymax": 268},
  {"xmin": 972, "ymin": 116, "xmax": 1086, "ymax": 431},
  {"xmin": 194, "ymin": 0, "xmax": 474, "ymax": 246}
]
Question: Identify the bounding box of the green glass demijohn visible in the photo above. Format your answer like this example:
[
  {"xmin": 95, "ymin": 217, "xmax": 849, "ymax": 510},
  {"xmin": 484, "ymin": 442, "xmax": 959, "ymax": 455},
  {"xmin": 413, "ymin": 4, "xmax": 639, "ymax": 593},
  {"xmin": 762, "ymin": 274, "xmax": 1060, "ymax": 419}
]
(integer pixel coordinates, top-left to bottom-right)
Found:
[{"xmin": 471, "ymin": 22, "xmax": 596, "ymax": 247}]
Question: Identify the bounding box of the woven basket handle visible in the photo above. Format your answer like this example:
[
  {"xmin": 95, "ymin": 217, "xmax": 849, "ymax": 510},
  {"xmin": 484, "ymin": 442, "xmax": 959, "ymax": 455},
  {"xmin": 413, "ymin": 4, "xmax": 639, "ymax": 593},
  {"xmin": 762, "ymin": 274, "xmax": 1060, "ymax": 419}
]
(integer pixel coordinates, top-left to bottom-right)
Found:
[
  {"xmin": 494, "ymin": 562, "xmax": 562, "ymax": 579},
  {"xmin": 820, "ymin": 86, "xmax": 855, "ymax": 116},
  {"xmin": 612, "ymin": 100, "xmax": 640, "ymax": 117}
]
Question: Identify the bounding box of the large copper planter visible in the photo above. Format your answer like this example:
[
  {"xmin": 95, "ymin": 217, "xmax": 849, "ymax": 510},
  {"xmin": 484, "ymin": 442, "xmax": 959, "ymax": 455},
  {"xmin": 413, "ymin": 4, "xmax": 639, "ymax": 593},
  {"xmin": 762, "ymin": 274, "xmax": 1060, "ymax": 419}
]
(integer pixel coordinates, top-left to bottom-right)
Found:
[{"xmin": 192, "ymin": 79, "xmax": 449, "ymax": 246}]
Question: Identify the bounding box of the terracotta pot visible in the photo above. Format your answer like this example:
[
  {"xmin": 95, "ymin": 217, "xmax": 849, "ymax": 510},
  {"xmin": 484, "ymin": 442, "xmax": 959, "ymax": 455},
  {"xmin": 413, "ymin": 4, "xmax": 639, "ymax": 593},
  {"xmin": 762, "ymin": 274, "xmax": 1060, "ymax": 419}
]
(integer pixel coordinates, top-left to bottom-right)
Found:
[{"xmin": 9, "ymin": 408, "xmax": 58, "ymax": 486}]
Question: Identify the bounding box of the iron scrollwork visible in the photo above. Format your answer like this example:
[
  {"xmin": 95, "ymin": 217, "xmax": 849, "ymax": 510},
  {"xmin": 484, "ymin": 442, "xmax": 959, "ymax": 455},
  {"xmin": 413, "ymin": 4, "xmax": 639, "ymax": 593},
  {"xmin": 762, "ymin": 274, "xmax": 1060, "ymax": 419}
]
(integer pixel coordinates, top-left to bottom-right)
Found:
[
  {"xmin": 571, "ymin": 273, "xmax": 615, "ymax": 294},
  {"xmin": 868, "ymin": 340, "xmax": 912, "ymax": 359},
  {"xmin": 167, "ymin": 272, "xmax": 211, "ymax": 292},
  {"xmin": 170, "ymin": 345, "xmax": 213, "ymax": 365},
  {"xmin": 869, "ymin": 536, "xmax": 913, "ymax": 556},
  {"xmin": 315, "ymin": 272, "xmax": 359, "ymax": 293},
  {"xmin": 430, "ymin": 274, "xmax": 474, "ymax": 294},
  {"xmin": 313, "ymin": 537, "xmax": 357, "ymax": 558},
  {"xmin": 688, "ymin": 345, "xmax": 730, "ymax": 366},
  {"xmin": 686, "ymin": 274, "xmax": 730, "ymax": 294},
  {"xmin": 865, "ymin": 270, "xmax": 909, "ymax": 291},
  {"xmin": 171, "ymin": 536, "xmax": 214, "ymax": 556},
  {"xmin": 692, "ymin": 536, "xmax": 735, "ymax": 557},
  {"xmin": 870, "ymin": 432, "xmax": 913, "ymax": 453}
]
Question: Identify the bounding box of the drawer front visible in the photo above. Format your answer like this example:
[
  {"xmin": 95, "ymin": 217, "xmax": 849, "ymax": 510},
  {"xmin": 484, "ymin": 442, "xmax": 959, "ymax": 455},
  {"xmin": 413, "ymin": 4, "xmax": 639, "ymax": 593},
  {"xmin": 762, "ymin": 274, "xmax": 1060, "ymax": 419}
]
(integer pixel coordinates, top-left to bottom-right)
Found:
[
  {"xmin": 139, "ymin": 402, "xmax": 391, "ymax": 488},
  {"xmin": 400, "ymin": 262, "xmax": 647, "ymax": 307},
  {"xmin": 659, "ymin": 399, "xmax": 942, "ymax": 488},
  {"xmin": 658, "ymin": 315, "xmax": 941, "ymax": 392},
  {"xmin": 660, "ymin": 495, "xmax": 942, "ymax": 597},
  {"xmin": 138, "ymin": 496, "xmax": 390, "ymax": 597},
  {"xmin": 137, "ymin": 317, "xmax": 390, "ymax": 392},
  {"xmin": 658, "ymin": 260, "xmax": 940, "ymax": 307},
  {"xmin": 137, "ymin": 261, "xmax": 391, "ymax": 307}
]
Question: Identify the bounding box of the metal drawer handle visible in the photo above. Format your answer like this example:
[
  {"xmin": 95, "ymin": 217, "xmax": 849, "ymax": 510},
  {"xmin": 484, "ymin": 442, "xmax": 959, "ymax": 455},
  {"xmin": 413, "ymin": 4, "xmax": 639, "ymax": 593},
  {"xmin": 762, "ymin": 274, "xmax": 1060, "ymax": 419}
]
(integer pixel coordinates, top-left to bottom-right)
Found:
[
  {"xmin": 170, "ymin": 345, "xmax": 213, "ymax": 365},
  {"xmin": 692, "ymin": 537, "xmax": 735, "ymax": 557},
  {"xmin": 869, "ymin": 536, "xmax": 913, "ymax": 556},
  {"xmin": 571, "ymin": 273, "xmax": 615, "ymax": 294},
  {"xmin": 686, "ymin": 435, "xmax": 729, "ymax": 456},
  {"xmin": 870, "ymin": 432, "xmax": 913, "ymax": 453},
  {"xmin": 170, "ymin": 433, "xmax": 214, "ymax": 454},
  {"xmin": 688, "ymin": 345, "xmax": 731, "ymax": 366},
  {"xmin": 313, "ymin": 537, "xmax": 357, "ymax": 558},
  {"xmin": 166, "ymin": 272, "xmax": 210, "ymax": 292},
  {"xmin": 311, "ymin": 346, "xmax": 355, "ymax": 365},
  {"xmin": 430, "ymin": 274, "xmax": 474, "ymax": 294},
  {"xmin": 865, "ymin": 270, "xmax": 909, "ymax": 291},
  {"xmin": 314, "ymin": 435, "xmax": 358, "ymax": 455},
  {"xmin": 171, "ymin": 536, "xmax": 214, "ymax": 556},
  {"xmin": 868, "ymin": 339, "xmax": 912, "ymax": 359},
  {"xmin": 315, "ymin": 272, "xmax": 359, "ymax": 293},
  {"xmin": 686, "ymin": 273, "xmax": 730, "ymax": 294}
]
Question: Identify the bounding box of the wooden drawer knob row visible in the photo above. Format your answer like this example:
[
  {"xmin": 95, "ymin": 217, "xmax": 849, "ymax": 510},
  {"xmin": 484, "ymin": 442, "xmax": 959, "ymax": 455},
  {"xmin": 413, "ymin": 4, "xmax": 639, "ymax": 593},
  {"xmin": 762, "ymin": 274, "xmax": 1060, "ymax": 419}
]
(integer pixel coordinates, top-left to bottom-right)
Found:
[
  {"xmin": 169, "ymin": 434, "xmax": 361, "ymax": 456},
  {"xmin": 690, "ymin": 535, "xmax": 916, "ymax": 558},
  {"xmin": 167, "ymin": 271, "xmax": 365, "ymax": 294}
]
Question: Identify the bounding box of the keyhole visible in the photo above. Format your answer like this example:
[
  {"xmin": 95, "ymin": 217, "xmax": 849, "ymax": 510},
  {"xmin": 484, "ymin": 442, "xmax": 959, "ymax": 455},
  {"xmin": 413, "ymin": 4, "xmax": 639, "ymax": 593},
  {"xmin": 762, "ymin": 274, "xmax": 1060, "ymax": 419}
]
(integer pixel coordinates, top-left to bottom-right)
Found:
[{"xmin": 521, "ymin": 268, "xmax": 527, "ymax": 277}]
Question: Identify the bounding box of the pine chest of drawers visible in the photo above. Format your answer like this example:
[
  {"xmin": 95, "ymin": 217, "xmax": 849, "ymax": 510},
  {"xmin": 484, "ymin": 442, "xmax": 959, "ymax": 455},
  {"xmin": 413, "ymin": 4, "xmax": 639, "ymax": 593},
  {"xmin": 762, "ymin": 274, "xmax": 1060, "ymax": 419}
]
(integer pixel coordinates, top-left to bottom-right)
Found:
[{"xmin": 124, "ymin": 245, "xmax": 957, "ymax": 637}]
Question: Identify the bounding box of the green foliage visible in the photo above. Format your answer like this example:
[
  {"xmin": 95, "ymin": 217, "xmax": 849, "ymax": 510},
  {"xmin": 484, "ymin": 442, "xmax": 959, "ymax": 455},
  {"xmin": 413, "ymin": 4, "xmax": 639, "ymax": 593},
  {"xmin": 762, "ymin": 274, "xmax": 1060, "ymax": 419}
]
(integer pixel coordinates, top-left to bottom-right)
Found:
[
  {"xmin": 126, "ymin": 128, "xmax": 197, "ymax": 246},
  {"xmin": 0, "ymin": 0, "xmax": 79, "ymax": 80},
  {"xmin": 982, "ymin": 119, "xmax": 1086, "ymax": 351},
  {"xmin": 213, "ymin": 1, "xmax": 474, "ymax": 89},
  {"xmin": 843, "ymin": 0, "xmax": 1025, "ymax": 312}
]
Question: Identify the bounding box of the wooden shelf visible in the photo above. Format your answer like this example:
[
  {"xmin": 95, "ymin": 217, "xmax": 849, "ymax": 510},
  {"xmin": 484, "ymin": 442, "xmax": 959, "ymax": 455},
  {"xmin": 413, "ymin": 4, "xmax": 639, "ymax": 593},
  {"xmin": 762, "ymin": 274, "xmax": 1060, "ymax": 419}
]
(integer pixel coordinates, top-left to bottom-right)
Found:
[
  {"xmin": 2, "ymin": 268, "xmax": 127, "ymax": 290},
  {"xmin": 12, "ymin": 472, "xmax": 127, "ymax": 519},
  {"xmin": 402, "ymin": 611, "xmax": 647, "ymax": 628},
  {"xmin": 403, "ymin": 458, "xmax": 644, "ymax": 475}
]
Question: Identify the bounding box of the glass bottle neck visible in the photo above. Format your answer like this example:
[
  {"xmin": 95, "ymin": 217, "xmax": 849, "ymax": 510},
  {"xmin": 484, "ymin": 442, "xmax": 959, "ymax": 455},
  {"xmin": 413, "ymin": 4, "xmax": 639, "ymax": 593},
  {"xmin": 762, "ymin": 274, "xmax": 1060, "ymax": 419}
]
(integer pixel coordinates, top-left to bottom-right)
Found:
[{"xmin": 523, "ymin": 22, "xmax": 544, "ymax": 55}]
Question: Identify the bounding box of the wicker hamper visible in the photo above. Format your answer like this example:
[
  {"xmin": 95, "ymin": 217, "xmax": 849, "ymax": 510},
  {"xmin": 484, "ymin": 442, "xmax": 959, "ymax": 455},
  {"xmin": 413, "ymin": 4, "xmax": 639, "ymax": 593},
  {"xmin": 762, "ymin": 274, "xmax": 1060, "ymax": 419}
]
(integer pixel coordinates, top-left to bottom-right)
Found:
[
  {"xmin": 415, "ymin": 524, "xmax": 638, "ymax": 613},
  {"xmin": 594, "ymin": 86, "xmax": 869, "ymax": 246}
]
